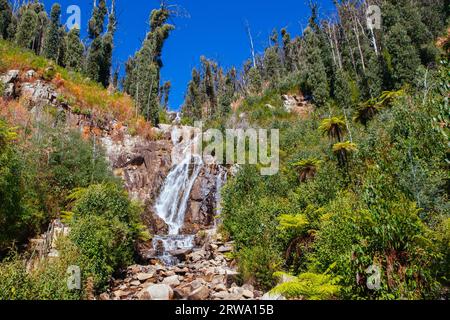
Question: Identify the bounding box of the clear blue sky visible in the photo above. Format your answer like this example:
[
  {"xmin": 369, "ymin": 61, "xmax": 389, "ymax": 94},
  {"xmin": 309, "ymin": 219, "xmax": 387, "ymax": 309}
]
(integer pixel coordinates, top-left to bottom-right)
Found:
[{"xmin": 42, "ymin": 0, "xmax": 335, "ymax": 111}]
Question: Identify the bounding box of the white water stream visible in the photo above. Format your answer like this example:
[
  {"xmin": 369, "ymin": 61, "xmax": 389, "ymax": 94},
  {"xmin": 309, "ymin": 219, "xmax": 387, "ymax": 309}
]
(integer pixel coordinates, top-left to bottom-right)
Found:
[{"xmin": 152, "ymin": 127, "xmax": 203, "ymax": 265}]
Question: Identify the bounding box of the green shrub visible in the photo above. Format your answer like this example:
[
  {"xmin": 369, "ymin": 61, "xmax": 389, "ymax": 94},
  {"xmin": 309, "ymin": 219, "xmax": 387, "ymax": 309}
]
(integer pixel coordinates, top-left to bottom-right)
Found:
[
  {"xmin": 0, "ymin": 241, "xmax": 83, "ymax": 300},
  {"xmin": 69, "ymin": 215, "xmax": 133, "ymax": 289},
  {"xmin": 271, "ymin": 270, "xmax": 341, "ymax": 300},
  {"xmin": 311, "ymin": 192, "xmax": 442, "ymax": 299},
  {"xmin": 0, "ymin": 254, "xmax": 34, "ymax": 300},
  {"xmin": 66, "ymin": 183, "xmax": 145, "ymax": 289},
  {"xmin": 238, "ymin": 245, "xmax": 282, "ymax": 290}
]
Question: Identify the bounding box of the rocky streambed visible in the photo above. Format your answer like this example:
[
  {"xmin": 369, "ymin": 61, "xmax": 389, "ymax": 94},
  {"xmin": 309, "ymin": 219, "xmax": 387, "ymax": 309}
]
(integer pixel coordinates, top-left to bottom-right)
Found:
[{"xmin": 101, "ymin": 232, "xmax": 262, "ymax": 301}]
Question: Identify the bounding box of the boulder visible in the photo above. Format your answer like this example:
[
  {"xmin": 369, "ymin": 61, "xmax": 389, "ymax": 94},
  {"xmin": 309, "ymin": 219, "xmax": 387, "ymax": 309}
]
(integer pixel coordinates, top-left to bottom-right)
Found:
[
  {"xmin": 261, "ymin": 292, "xmax": 286, "ymax": 301},
  {"xmin": 169, "ymin": 249, "xmax": 192, "ymax": 262},
  {"xmin": 140, "ymin": 284, "xmax": 174, "ymax": 300},
  {"xmin": 3, "ymin": 83, "xmax": 15, "ymax": 97},
  {"xmin": 173, "ymin": 287, "xmax": 191, "ymax": 300},
  {"xmin": 0, "ymin": 70, "xmax": 19, "ymax": 84},
  {"xmin": 214, "ymin": 284, "xmax": 227, "ymax": 292},
  {"xmin": 188, "ymin": 286, "xmax": 210, "ymax": 300},
  {"xmin": 136, "ymin": 273, "xmax": 154, "ymax": 282},
  {"xmin": 212, "ymin": 291, "xmax": 230, "ymax": 300},
  {"xmin": 242, "ymin": 290, "xmax": 254, "ymax": 299},
  {"xmin": 217, "ymin": 245, "xmax": 233, "ymax": 253},
  {"xmin": 225, "ymin": 270, "xmax": 240, "ymax": 286},
  {"xmin": 25, "ymin": 70, "xmax": 36, "ymax": 79},
  {"xmin": 190, "ymin": 279, "xmax": 206, "ymax": 291},
  {"xmin": 163, "ymin": 275, "xmax": 181, "ymax": 287}
]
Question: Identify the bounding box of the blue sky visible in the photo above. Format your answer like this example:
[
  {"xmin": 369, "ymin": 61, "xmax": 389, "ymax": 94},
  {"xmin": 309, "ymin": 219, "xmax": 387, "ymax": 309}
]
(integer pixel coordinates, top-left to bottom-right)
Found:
[{"xmin": 42, "ymin": 0, "xmax": 335, "ymax": 110}]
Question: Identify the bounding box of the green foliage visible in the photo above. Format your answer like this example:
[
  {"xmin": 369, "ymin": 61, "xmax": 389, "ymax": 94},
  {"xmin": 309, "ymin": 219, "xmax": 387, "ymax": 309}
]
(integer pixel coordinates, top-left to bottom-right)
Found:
[
  {"xmin": 64, "ymin": 28, "xmax": 84, "ymax": 72},
  {"xmin": 385, "ymin": 23, "xmax": 421, "ymax": 88},
  {"xmin": 238, "ymin": 245, "xmax": 282, "ymax": 289},
  {"xmin": 67, "ymin": 183, "xmax": 144, "ymax": 288},
  {"xmin": 312, "ymin": 191, "xmax": 442, "ymax": 299},
  {"xmin": 271, "ymin": 271, "xmax": 341, "ymax": 300},
  {"xmin": 15, "ymin": 8, "xmax": 37, "ymax": 49},
  {"xmin": 0, "ymin": 240, "xmax": 84, "ymax": 300},
  {"xmin": 302, "ymin": 27, "xmax": 329, "ymax": 107},
  {"xmin": 123, "ymin": 6, "xmax": 174, "ymax": 124},
  {"xmin": 0, "ymin": 0, "xmax": 12, "ymax": 40},
  {"xmin": 319, "ymin": 117, "xmax": 347, "ymax": 142},
  {"xmin": 277, "ymin": 214, "xmax": 309, "ymax": 234},
  {"xmin": 291, "ymin": 158, "xmax": 322, "ymax": 182},
  {"xmin": 0, "ymin": 121, "xmax": 32, "ymax": 251},
  {"xmin": 42, "ymin": 4, "xmax": 61, "ymax": 62}
]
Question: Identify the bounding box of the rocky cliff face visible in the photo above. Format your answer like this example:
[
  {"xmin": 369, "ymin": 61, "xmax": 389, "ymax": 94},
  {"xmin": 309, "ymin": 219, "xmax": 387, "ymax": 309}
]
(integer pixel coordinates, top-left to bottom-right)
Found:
[{"xmin": 1, "ymin": 69, "xmax": 225, "ymax": 239}]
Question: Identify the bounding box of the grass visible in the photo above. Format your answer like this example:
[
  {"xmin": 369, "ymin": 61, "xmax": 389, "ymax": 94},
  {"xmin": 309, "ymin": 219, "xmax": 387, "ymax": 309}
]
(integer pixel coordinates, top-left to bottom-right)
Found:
[{"xmin": 0, "ymin": 40, "xmax": 147, "ymax": 129}]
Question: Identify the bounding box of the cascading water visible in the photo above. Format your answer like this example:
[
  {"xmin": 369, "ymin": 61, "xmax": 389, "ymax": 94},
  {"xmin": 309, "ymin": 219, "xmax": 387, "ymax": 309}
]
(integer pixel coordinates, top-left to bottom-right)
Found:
[{"xmin": 152, "ymin": 127, "xmax": 203, "ymax": 265}]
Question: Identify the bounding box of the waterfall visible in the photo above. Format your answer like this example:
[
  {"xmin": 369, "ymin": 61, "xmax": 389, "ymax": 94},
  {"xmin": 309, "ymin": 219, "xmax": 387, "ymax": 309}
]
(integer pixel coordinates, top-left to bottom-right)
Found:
[
  {"xmin": 154, "ymin": 154, "xmax": 203, "ymax": 235},
  {"xmin": 152, "ymin": 126, "xmax": 203, "ymax": 265}
]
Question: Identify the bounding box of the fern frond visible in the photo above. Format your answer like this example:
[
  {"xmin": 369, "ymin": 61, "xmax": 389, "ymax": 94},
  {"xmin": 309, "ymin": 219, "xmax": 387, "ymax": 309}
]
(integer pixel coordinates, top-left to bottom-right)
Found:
[
  {"xmin": 270, "ymin": 271, "xmax": 341, "ymax": 300},
  {"xmin": 277, "ymin": 214, "xmax": 309, "ymax": 233}
]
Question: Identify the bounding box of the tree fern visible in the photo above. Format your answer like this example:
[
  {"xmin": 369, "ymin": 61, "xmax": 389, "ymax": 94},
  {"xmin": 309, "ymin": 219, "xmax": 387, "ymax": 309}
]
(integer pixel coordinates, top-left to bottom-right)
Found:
[
  {"xmin": 277, "ymin": 214, "xmax": 309, "ymax": 233},
  {"xmin": 271, "ymin": 271, "xmax": 341, "ymax": 300},
  {"xmin": 319, "ymin": 117, "xmax": 347, "ymax": 142}
]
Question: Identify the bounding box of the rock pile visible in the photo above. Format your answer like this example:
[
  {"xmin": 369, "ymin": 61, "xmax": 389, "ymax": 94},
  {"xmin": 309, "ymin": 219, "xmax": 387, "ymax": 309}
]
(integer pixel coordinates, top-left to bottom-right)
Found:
[{"xmin": 101, "ymin": 233, "xmax": 263, "ymax": 301}]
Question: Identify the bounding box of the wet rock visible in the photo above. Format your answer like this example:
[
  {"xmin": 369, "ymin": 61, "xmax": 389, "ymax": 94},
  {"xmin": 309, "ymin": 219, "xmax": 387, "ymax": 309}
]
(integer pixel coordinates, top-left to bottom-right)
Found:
[
  {"xmin": 169, "ymin": 249, "xmax": 192, "ymax": 262},
  {"xmin": 188, "ymin": 286, "xmax": 210, "ymax": 300}
]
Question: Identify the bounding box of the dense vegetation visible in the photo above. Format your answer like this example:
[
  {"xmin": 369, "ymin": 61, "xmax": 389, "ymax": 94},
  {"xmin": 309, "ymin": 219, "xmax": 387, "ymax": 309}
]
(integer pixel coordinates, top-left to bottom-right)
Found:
[
  {"xmin": 184, "ymin": 1, "xmax": 449, "ymax": 299},
  {"xmin": 0, "ymin": 0, "xmax": 448, "ymax": 301}
]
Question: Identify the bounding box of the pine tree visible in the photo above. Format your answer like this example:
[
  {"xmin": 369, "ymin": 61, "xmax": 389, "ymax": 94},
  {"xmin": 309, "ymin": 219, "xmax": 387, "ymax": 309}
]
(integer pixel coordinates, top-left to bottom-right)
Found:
[
  {"xmin": 99, "ymin": 0, "xmax": 116, "ymax": 87},
  {"xmin": 15, "ymin": 9, "xmax": 38, "ymax": 49},
  {"xmin": 303, "ymin": 27, "xmax": 329, "ymax": 107},
  {"xmin": 35, "ymin": 10, "xmax": 48, "ymax": 55},
  {"xmin": 88, "ymin": 0, "xmax": 107, "ymax": 39},
  {"xmin": 202, "ymin": 57, "xmax": 217, "ymax": 118},
  {"xmin": 124, "ymin": 5, "xmax": 174, "ymax": 125},
  {"xmin": 57, "ymin": 26, "xmax": 67, "ymax": 67},
  {"xmin": 65, "ymin": 27, "xmax": 84, "ymax": 72},
  {"xmin": 160, "ymin": 81, "xmax": 171, "ymax": 110},
  {"xmin": 385, "ymin": 23, "xmax": 421, "ymax": 89},
  {"xmin": 183, "ymin": 68, "xmax": 202, "ymax": 120},
  {"xmin": 247, "ymin": 67, "xmax": 262, "ymax": 94},
  {"xmin": 43, "ymin": 4, "xmax": 62, "ymax": 61},
  {"xmin": 84, "ymin": 0, "xmax": 116, "ymax": 87},
  {"xmin": 0, "ymin": 0, "xmax": 12, "ymax": 40},
  {"xmin": 334, "ymin": 68, "xmax": 352, "ymax": 108}
]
